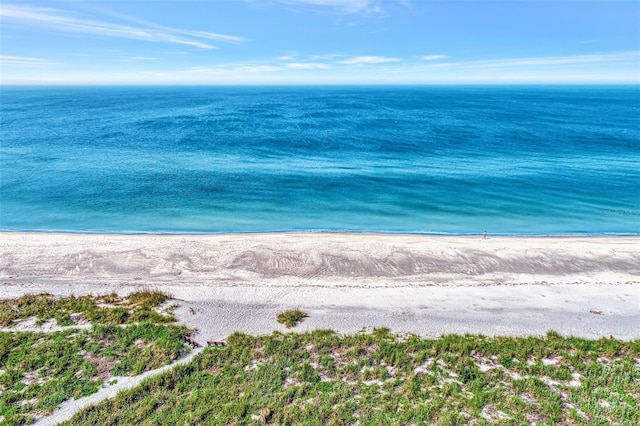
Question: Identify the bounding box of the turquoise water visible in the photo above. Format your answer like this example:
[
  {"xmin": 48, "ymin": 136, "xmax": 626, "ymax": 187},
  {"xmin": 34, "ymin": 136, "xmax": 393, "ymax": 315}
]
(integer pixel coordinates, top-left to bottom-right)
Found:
[{"xmin": 1, "ymin": 86, "xmax": 638, "ymax": 235}]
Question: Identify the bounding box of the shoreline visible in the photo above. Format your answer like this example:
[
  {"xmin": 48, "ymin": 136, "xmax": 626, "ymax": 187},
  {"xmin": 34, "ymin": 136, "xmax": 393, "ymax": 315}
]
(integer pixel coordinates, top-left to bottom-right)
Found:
[
  {"xmin": 2, "ymin": 229, "xmax": 639, "ymax": 237},
  {"xmin": 1, "ymin": 232, "xmax": 639, "ymax": 339}
]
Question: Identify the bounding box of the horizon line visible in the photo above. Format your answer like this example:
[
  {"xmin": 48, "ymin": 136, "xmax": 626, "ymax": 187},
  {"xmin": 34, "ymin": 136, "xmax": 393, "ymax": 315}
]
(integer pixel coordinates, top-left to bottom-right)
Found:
[{"xmin": 2, "ymin": 82, "xmax": 639, "ymax": 88}]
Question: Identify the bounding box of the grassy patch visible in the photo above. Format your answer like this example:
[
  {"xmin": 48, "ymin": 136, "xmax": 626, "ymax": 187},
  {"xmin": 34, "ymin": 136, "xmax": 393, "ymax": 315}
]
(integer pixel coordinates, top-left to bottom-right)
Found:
[
  {"xmin": 0, "ymin": 291, "xmax": 189, "ymax": 425},
  {"xmin": 276, "ymin": 309, "xmax": 308, "ymax": 328},
  {"xmin": 0, "ymin": 290, "xmax": 175, "ymax": 328},
  {"xmin": 127, "ymin": 288, "xmax": 171, "ymax": 309},
  {"xmin": 64, "ymin": 330, "xmax": 640, "ymax": 425}
]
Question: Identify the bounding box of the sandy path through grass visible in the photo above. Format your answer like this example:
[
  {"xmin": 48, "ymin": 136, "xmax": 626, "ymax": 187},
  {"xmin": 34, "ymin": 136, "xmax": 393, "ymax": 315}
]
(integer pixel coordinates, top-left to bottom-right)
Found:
[{"xmin": 34, "ymin": 347, "xmax": 204, "ymax": 426}]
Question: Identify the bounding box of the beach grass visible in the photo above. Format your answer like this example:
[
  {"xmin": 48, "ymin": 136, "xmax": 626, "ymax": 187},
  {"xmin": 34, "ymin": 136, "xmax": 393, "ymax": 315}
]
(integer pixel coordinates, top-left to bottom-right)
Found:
[
  {"xmin": 0, "ymin": 290, "xmax": 175, "ymax": 328},
  {"xmin": 0, "ymin": 291, "xmax": 189, "ymax": 425},
  {"xmin": 276, "ymin": 309, "xmax": 309, "ymax": 328},
  {"xmin": 64, "ymin": 329, "xmax": 639, "ymax": 425}
]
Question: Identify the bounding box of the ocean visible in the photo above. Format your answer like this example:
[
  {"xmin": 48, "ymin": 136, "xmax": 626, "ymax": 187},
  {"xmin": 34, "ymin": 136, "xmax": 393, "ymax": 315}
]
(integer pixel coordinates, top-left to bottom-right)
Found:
[{"xmin": 1, "ymin": 86, "xmax": 638, "ymax": 235}]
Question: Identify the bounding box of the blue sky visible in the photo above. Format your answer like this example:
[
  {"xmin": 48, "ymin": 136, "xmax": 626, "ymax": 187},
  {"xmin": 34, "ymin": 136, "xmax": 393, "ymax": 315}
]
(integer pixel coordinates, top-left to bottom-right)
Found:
[{"xmin": 1, "ymin": 0, "xmax": 639, "ymax": 84}]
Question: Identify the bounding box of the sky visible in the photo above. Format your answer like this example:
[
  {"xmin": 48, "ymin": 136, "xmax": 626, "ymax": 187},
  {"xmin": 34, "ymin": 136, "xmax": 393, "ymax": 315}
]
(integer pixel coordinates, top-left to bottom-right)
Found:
[{"xmin": 1, "ymin": 0, "xmax": 639, "ymax": 85}]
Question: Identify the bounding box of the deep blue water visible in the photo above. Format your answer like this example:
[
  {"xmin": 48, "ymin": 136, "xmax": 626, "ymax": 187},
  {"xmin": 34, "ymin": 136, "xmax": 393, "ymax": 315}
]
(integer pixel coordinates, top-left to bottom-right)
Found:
[{"xmin": 1, "ymin": 86, "xmax": 639, "ymax": 235}]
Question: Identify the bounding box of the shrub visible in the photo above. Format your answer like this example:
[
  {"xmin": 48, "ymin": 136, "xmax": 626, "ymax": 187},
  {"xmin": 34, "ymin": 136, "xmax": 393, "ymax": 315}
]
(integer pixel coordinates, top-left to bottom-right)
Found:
[{"xmin": 276, "ymin": 310, "xmax": 308, "ymax": 328}]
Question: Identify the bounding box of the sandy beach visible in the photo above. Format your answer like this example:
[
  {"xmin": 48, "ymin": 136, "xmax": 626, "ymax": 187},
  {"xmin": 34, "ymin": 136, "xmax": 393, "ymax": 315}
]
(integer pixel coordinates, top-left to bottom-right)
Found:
[{"xmin": 1, "ymin": 232, "xmax": 639, "ymax": 340}]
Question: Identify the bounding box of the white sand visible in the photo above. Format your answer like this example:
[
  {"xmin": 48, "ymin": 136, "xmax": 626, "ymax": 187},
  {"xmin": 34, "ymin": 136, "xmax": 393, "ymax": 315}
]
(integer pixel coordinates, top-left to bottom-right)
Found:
[{"xmin": 2, "ymin": 232, "xmax": 639, "ymax": 339}]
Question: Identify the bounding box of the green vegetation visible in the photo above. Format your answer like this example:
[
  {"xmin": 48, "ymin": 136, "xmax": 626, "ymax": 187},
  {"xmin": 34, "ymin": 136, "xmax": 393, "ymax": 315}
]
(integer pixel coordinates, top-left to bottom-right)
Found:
[
  {"xmin": 276, "ymin": 309, "xmax": 309, "ymax": 328},
  {"xmin": 0, "ymin": 289, "xmax": 175, "ymax": 328},
  {"xmin": 3, "ymin": 292, "xmax": 638, "ymax": 425},
  {"xmin": 0, "ymin": 291, "xmax": 189, "ymax": 425},
  {"xmin": 65, "ymin": 330, "xmax": 639, "ymax": 425}
]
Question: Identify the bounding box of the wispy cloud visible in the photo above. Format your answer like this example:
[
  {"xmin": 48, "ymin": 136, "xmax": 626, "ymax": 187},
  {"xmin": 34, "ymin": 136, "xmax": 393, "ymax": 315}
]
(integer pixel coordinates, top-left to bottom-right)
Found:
[
  {"xmin": 273, "ymin": 0, "xmax": 384, "ymax": 14},
  {"xmin": 185, "ymin": 64, "xmax": 284, "ymax": 74},
  {"xmin": 0, "ymin": 55, "xmax": 55, "ymax": 66},
  {"xmin": 123, "ymin": 56, "xmax": 158, "ymax": 61},
  {"xmin": 234, "ymin": 65, "xmax": 284, "ymax": 73},
  {"xmin": 421, "ymin": 55, "xmax": 449, "ymax": 61},
  {"xmin": 0, "ymin": 4, "xmax": 244, "ymax": 50},
  {"xmin": 309, "ymin": 53, "xmax": 345, "ymax": 60},
  {"xmin": 467, "ymin": 51, "xmax": 640, "ymax": 69},
  {"xmin": 277, "ymin": 53, "xmax": 343, "ymax": 62},
  {"xmin": 278, "ymin": 52, "xmax": 299, "ymax": 61},
  {"xmin": 339, "ymin": 55, "xmax": 402, "ymax": 65},
  {"xmin": 286, "ymin": 62, "xmax": 331, "ymax": 69},
  {"xmin": 86, "ymin": 4, "xmax": 245, "ymax": 45},
  {"xmin": 385, "ymin": 51, "xmax": 640, "ymax": 73},
  {"xmin": 271, "ymin": 0, "xmax": 411, "ymax": 16}
]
